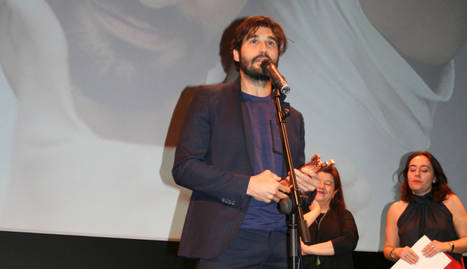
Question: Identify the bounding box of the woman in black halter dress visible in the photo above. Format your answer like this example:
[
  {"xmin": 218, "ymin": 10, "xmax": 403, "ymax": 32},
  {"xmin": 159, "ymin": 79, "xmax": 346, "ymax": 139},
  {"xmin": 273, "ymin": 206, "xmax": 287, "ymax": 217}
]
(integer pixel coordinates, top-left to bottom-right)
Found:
[{"xmin": 384, "ymin": 152, "xmax": 467, "ymax": 267}]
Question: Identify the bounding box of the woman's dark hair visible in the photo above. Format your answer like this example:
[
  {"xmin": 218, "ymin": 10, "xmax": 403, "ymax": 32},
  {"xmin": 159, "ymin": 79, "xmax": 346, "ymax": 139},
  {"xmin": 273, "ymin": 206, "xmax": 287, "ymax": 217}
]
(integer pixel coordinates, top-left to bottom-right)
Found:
[
  {"xmin": 317, "ymin": 165, "xmax": 346, "ymax": 212},
  {"xmin": 399, "ymin": 151, "xmax": 453, "ymax": 202},
  {"xmin": 230, "ymin": 16, "xmax": 287, "ymax": 65}
]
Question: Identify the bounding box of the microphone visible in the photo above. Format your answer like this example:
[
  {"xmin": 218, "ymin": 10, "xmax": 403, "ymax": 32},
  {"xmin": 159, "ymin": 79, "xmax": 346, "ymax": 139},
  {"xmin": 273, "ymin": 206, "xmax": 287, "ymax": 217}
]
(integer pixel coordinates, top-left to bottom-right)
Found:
[{"xmin": 260, "ymin": 59, "xmax": 290, "ymax": 95}]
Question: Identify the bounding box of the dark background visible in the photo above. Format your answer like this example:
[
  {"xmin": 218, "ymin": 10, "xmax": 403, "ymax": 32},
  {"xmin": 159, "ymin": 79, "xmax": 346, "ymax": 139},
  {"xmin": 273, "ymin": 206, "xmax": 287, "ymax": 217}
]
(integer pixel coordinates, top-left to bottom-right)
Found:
[{"xmin": 0, "ymin": 231, "xmax": 398, "ymax": 269}]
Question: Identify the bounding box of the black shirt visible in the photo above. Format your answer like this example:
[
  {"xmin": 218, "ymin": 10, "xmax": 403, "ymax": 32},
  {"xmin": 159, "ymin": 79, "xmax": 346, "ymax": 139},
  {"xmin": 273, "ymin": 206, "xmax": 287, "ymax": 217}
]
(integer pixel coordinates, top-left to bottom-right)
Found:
[{"xmin": 302, "ymin": 207, "xmax": 359, "ymax": 269}]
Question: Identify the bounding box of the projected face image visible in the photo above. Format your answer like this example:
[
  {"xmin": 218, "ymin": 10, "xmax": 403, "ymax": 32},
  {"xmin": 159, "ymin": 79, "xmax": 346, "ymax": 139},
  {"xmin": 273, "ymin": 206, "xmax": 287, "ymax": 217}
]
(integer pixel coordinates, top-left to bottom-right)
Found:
[
  {"xmin": 44, "ymin": 0, "xmax": 246, "ymax": 144},
  {"xmin": 2, "ymin": 0, "xmax": 465, "ymax": 251}
]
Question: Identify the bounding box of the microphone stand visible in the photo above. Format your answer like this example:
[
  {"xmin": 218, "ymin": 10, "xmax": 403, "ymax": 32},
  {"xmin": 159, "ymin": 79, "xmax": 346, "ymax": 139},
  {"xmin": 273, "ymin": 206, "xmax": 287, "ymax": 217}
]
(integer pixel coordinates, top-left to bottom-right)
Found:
[{"xmin": 272, "ymin": 87, "xmax": 311, "ymax": 269}]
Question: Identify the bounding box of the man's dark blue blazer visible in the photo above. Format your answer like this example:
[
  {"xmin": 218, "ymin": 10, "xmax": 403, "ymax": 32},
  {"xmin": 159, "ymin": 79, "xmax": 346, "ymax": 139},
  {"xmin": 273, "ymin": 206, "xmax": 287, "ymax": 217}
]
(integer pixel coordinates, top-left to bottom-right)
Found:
[{"xmin": 172, "ymin": 79, "xmax": 306, "ymax": 259}]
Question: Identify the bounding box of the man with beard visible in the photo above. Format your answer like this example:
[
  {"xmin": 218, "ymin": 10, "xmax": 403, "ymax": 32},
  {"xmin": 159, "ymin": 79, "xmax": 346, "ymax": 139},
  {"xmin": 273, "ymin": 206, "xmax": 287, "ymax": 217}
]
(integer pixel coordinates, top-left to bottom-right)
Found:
[{"xmin": 172, "ymin": 16, "xmax": 318, "ymax": 268}]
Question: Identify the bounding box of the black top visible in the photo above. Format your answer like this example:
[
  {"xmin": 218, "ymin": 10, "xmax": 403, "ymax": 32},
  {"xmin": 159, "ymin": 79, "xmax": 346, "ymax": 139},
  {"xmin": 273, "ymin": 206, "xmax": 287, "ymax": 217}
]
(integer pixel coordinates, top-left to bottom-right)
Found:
[
  {"xmin": 397, "ymin": 193, "xmax": 462, "ymax": 263},
  {"xmin": 302, "ymin": 208, "xmax": 359, "ymax": 269}
]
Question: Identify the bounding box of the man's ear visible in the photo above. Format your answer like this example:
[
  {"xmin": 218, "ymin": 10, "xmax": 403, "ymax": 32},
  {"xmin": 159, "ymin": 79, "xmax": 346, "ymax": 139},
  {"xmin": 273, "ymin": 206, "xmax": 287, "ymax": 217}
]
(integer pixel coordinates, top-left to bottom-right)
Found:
[{"xmin": 233, "ymin": 49, "xmax": 240, "ymax": 63}]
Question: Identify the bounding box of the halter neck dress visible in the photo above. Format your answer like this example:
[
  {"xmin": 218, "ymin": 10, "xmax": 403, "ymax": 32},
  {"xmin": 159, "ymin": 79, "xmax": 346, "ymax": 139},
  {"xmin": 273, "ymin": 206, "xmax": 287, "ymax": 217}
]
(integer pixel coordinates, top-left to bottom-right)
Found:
[{"xmin": 397, "ymin": 193, "xmax": 462, "ymax": 264}]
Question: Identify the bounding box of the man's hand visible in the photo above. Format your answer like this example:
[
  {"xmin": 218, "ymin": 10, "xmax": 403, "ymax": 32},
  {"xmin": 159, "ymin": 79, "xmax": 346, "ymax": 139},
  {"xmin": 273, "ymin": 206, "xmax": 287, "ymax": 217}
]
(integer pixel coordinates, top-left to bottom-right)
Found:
[
  {"xmin": 247, "ymin": 170, "xmax": 290, "ymax": 203},
  {"xmin": 285, "ymin": 166, "xmax": 320, "ymax": 193}
]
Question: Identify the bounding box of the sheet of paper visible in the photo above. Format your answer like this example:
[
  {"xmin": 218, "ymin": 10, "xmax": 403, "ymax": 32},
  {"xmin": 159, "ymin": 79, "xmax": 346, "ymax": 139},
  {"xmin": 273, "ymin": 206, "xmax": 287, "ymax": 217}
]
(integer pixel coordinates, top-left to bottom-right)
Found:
[{"xmin": 391, "ymin": 235, "xmax": 451, "ymax": 269}]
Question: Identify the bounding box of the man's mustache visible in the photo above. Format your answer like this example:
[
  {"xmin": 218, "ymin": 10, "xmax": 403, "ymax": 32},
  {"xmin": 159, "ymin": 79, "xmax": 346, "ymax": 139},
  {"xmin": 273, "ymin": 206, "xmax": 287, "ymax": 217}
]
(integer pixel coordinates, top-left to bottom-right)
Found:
[{"xmin": 252, "ymin": 54, "xmax": 272, "ymax": 64}]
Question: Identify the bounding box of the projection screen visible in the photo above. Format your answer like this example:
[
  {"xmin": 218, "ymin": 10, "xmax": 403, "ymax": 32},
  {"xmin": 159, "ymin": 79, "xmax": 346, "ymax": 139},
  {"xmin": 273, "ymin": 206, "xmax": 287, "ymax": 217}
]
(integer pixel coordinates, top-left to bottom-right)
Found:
[{"xmin": 0, "ymin": 0, "xmax": 466, "ymax": 252}]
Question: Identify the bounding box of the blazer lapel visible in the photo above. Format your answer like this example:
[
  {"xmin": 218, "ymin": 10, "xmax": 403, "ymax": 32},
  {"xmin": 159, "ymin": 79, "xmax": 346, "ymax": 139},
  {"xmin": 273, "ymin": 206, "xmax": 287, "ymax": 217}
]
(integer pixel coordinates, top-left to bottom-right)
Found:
[
  {"xmin": 228, "ymin": 79, "xmax": 255, "ymax": 174},
  {"xmin": 240, "ymin": 100, "xmax": 255, "ymax": 174}
]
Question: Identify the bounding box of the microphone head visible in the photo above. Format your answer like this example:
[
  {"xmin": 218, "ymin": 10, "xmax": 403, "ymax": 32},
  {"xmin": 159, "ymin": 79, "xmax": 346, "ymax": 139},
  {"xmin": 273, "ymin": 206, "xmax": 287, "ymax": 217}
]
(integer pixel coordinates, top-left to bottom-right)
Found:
[
  {"xmin": 278, "ymin": 196, "xmax": 293, "ymax": 214},
  {"xmin": 260, "ymin": 58, "xmax": 290, "ymax": 95},
  {"xmin": 260, "ymin": 59, "xmax": 272, "ymax": 71}
]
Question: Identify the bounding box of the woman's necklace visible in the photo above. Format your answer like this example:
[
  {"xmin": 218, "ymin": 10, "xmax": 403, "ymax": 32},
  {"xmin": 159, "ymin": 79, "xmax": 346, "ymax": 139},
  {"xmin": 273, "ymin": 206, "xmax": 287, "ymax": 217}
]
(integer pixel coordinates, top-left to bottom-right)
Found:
[{"xmin": 315, "ymin": 210, "xmax": 329, "ymax": 266}]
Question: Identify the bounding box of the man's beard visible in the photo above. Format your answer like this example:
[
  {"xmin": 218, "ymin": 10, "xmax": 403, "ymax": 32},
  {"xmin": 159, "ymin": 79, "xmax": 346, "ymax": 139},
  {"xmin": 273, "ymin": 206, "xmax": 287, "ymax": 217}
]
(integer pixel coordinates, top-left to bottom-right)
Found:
[{"xmin": 239, "ymin": 57, "xmax": 270, "ymax": 82}]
